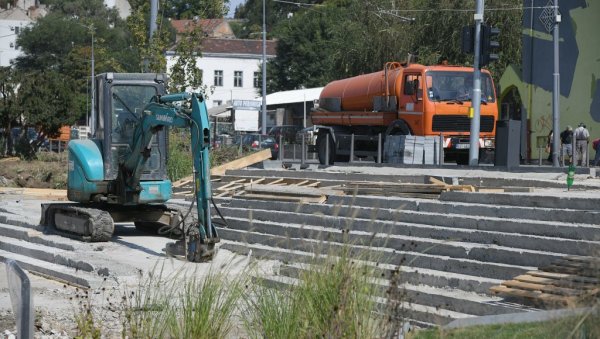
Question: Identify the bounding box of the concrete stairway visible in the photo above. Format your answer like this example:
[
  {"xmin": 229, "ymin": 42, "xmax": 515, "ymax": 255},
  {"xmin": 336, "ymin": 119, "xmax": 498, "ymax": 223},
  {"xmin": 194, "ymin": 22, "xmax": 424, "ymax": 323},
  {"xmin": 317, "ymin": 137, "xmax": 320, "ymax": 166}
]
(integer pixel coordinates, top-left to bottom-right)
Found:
[{"xmin": 210, "ymin": 181, "xmax": 600, "ymax": 327}]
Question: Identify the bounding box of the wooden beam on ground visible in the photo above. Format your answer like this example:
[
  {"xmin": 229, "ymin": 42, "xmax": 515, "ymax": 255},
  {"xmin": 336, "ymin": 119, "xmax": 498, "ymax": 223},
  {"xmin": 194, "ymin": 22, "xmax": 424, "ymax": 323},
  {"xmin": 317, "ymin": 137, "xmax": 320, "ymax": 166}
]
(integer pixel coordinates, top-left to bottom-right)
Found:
[{"xmin": 0, "ymin": 187, "xmax": 67, "ymax": 200}]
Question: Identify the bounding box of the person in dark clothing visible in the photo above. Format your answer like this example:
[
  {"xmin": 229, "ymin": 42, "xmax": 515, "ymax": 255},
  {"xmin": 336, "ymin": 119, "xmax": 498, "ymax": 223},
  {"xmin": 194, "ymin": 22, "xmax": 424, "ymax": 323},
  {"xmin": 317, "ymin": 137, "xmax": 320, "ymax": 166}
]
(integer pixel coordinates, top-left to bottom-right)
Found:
[{"xmin": 560, "ymin": 126, "xmax": 573, "ymax": 165}]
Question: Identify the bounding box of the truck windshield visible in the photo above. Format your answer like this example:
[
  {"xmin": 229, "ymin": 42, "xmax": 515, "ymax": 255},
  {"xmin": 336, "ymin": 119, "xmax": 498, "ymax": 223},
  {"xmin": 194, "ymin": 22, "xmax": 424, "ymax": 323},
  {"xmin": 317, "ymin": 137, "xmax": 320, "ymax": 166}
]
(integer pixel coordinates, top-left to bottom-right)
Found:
[{"xmin": 426, "ymin": 71, "xmax": 495, "ymax": 103}]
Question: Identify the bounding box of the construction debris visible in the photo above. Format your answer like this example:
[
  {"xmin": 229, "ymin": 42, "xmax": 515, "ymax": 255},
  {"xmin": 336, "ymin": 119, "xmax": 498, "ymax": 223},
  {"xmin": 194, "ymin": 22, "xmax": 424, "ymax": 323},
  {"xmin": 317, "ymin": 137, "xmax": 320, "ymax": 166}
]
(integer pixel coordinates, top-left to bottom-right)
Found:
[{"xmin": 490, "ymin": 255, "xmax": 600, "ymax": 308}]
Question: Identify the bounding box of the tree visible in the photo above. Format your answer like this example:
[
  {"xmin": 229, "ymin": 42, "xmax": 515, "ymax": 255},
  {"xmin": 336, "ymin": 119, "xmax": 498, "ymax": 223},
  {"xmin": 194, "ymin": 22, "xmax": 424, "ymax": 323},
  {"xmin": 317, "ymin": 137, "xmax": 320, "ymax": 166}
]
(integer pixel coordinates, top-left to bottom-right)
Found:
[
  {"xmin": 163, "ymin": 0, "xmax": 230, "ymax": 19},
  {"xmin": 265, "ymin": 0, "xmax": 523, "ymax": 92},
  {"xmin": 127, "ymin": 0, "xmax": 174, "ymax": 73},
  {"xmin": 17, "ymin": 70, "xmax": 80, "ymax": 137},
  {"xmin": 168, "ymin": 22, "xmax": 211, "ymax": 96},
  {"xmin": 14, "ymin": 0, "xmax": 140, "ymax": 134},
  {"xmin": 0, "ymin": 67, "xmax": 20, "ymax": 155}
]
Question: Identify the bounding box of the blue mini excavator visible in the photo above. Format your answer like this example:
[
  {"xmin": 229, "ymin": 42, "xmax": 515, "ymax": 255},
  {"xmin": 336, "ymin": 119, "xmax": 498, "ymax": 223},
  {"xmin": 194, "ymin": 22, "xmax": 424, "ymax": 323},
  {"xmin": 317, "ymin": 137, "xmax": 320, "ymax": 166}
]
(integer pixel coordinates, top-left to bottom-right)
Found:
[{"xmin": 41, "ymin": 73, "xmax": 219, "ymax": 262}]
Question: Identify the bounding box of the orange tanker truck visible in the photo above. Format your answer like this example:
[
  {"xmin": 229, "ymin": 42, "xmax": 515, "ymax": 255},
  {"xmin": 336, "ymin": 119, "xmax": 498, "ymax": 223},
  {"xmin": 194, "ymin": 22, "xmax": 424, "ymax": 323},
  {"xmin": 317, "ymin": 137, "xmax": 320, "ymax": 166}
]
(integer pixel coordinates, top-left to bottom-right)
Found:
[{"xmin": 311, "ymin": 62, "xmax": 498, "ymax": 165}]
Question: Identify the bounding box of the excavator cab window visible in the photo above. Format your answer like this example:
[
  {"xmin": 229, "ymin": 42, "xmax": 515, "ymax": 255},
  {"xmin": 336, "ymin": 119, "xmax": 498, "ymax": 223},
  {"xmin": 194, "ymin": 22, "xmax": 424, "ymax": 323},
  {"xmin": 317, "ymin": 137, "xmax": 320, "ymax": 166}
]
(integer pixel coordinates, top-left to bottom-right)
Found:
[{"xmin": 109, "ymin": 85, "xmax": 162, "ymax": 177}]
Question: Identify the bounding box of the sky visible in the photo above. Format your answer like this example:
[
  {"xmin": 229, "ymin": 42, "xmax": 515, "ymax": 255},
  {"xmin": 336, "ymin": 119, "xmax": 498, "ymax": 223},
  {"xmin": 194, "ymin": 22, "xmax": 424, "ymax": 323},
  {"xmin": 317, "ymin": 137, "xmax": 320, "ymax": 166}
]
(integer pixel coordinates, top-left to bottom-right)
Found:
[{"xmin": 227, "ymin": 0, "xmax": 246, "ymax": 18}]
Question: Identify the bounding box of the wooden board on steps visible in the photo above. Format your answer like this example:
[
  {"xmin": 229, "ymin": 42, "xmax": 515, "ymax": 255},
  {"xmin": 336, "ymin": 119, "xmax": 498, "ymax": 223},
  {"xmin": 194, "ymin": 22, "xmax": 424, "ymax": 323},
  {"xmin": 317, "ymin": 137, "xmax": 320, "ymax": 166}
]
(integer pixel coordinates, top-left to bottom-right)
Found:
[{"xmin": 490, "ymin": 255, "xmax": 600, "ymax": 308}]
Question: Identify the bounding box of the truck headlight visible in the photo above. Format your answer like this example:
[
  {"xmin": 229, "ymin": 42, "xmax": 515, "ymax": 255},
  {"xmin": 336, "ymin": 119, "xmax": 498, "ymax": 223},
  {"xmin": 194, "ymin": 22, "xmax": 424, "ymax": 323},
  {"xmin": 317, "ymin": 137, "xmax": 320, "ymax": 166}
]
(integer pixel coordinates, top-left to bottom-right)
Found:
[{"xmin": 484, "ymin": 139, "xmax": 494, "ymax": 148}]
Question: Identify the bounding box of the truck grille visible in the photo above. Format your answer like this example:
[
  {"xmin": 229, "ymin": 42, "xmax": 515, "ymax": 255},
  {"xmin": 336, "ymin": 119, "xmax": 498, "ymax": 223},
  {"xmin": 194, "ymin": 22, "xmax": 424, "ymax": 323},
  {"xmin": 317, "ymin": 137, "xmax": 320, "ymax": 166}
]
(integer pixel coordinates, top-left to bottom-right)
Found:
[{"xmin": 432, "ymin": 115, "xmax": 495, "ymax": 132}]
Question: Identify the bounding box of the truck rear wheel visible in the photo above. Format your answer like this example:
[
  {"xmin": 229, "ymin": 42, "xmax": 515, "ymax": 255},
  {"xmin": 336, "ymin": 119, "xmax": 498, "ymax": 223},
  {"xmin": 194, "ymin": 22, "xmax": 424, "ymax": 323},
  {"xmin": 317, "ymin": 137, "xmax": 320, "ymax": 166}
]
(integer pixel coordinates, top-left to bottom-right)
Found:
[{"xmin": 317, "ymin": 133, "xmax": 335, "ymax": 165}]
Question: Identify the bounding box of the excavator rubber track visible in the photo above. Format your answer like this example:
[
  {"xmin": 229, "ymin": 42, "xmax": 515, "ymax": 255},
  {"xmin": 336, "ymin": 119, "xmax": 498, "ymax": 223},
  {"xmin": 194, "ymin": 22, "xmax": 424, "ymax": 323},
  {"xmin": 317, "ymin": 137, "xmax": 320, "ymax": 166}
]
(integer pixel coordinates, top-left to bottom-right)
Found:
[{"xmin": 41, "ymin": 203, "xmax": 114, "ymax": 242}]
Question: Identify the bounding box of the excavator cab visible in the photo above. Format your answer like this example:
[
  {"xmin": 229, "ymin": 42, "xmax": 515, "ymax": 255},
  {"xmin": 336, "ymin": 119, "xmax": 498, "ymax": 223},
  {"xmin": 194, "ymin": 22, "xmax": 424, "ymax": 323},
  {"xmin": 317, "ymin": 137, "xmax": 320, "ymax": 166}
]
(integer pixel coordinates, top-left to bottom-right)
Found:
[{"xmin": 96, "ymin": 73, "xmax": 169, "ymax": 186}]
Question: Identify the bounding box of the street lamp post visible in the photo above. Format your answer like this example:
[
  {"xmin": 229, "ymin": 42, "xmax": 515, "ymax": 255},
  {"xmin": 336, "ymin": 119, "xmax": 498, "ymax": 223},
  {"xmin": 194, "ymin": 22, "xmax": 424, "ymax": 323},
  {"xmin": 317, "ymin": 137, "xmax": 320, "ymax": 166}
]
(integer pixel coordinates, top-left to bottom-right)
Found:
[
  {"xmin": 261, "ymin": 0, "xmax": 267, "ymax": 135},
  {"xmin": 90, "ymin": 25, "xmax": 94, "ymax": 128}
]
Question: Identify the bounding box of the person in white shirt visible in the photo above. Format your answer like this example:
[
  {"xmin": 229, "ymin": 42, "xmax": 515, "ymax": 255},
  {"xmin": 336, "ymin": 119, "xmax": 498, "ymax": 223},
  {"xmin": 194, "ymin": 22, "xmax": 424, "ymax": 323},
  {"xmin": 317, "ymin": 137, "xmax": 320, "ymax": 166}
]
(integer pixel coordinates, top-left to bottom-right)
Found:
[{"xmin": 574, "ymin": 123, "xmax": 590, "ymax": 166}]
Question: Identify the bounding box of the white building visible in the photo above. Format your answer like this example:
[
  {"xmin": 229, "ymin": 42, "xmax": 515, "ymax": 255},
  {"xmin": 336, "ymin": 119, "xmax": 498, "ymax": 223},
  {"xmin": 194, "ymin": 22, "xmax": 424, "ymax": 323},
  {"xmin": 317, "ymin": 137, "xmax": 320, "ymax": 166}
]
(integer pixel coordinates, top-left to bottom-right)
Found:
[
  {"xmin": 0, "ymin": 8, "xmax": 32, "ymax": 67},
  {"xmin": 166, "ymin": 19, "xmax": 277, "ymax": 109}
]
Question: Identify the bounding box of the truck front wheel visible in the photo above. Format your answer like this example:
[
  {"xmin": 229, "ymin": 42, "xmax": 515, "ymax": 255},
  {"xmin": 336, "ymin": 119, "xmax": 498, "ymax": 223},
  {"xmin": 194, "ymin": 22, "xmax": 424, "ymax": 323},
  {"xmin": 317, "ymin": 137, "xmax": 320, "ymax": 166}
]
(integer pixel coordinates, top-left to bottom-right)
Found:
[{"xmin": 317, "ymin": 133, "xmax": 335, "ymax": 165}]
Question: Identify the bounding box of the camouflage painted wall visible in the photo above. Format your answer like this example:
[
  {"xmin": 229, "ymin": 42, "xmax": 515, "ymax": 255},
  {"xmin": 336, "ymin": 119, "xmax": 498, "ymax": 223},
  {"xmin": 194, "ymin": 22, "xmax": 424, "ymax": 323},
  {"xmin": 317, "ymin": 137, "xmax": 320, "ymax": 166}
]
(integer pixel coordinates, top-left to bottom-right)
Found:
[{"xmin": 499, "ymin": 0, "xmax": 600, "ymax": 159}]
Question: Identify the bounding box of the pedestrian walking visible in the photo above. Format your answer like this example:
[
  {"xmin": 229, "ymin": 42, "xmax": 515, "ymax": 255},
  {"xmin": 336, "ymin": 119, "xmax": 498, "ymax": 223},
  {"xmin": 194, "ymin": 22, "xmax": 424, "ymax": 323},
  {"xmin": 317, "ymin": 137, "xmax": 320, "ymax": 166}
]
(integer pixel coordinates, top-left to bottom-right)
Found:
[
  {"xmin": 592, "ymin": 137, "xmax": 600, "ymax": 166},
  {"xmin": 574, "ymin": 123, "xmax": 590, "ymax": 166},
  {"xmin": 560, "ymin": 126, "xmax": 573, "ymax": 165}
]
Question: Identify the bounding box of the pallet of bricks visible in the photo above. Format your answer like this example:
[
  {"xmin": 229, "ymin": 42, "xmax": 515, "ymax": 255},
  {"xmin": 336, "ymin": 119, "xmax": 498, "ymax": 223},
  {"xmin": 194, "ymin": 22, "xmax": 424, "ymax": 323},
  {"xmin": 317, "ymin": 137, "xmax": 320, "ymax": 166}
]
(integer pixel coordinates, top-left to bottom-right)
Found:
[{"xmin": 490, "ymin": 256, "xmax": 600, "ymax": 308}]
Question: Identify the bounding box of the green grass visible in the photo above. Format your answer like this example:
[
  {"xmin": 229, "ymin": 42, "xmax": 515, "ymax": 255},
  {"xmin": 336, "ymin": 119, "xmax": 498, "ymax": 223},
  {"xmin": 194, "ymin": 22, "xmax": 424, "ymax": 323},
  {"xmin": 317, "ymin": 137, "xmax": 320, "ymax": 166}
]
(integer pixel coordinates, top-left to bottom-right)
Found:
[
  {"xmin": 243, "ymin": 245, "xmax": 384, "ymax": 339},
  {"xmin": 410, "ymin": 307, "xmax": 600, "ymax": 339},
  {"xmin": 119, "ymin": 264, "xmax": 248, "ymax": 339}
]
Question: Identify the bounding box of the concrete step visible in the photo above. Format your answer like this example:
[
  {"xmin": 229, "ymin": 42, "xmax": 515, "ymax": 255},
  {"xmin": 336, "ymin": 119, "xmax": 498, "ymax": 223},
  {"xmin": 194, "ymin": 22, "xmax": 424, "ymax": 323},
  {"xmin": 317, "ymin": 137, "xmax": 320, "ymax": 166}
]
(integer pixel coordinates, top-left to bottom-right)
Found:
[
  {"xmin": 218, "ymin": 228, "xmax": 534, "ymax": 280},
  {"xmin": 227, "ymin": 198, "xmax": 600, "ymax": 241},
  {"xmin": 0, "ymin": 234, "xmax": 96, "ymax": 273},
  {"xmin": 218, "ymin": 204, "xmax": 600, "ymax": 256},
  {"xmin": 221, "ymin": 215, "xmax": 566, "ymax": 269},
  {"xmin": 0, "ymin": 222, "xmax": 76, "ymax": 251},
  {"xmin": 440, "ymin": 191, "xmax": 600, "ymax": 211},
  {"xmin": 0, "ymin": 249, "xmax": 105, "ymax": 289},
  {"xmin": 221, "ymin": 239, "xmax": 501, "ymax": 294},
  {"xmin": 0, "ymin": 211, "xmax": 44, "ymax": 231},
  {"xmin": 327, "ymin": 194, "xmax": 600, "ymax": 229},
  {"xmin": 258, "ymin": 273, "xmax": 474, "ymax": 326},
  {"xmin": 277, "ymin": 263, "xmax": 521, "ymax": 317},
  {"xmin": 222, "ymin": 169, "xmax": 590, "ymax": 190}
]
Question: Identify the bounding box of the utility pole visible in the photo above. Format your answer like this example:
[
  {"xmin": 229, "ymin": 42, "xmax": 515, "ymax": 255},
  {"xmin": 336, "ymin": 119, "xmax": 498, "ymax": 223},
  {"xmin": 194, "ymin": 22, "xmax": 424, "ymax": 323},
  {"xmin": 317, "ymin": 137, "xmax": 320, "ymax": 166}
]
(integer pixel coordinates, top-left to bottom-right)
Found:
[
  {"xmin": 90, "ymin": 25, "xmax": 95, "ymax": 129},
  {"xmin": 468, "ymin": 0, "xmax": 484, "ymax": 166},
  {"xmin": 261, "ymin": 0, "xmax": 267, "ymax": 135},
  {"xmin": 551, "ymin": 0, "xmax": 561, "ymax": 167},
  {"xmin": 145, "ymin": 0, "xmax": 158, "ymax": 73}
]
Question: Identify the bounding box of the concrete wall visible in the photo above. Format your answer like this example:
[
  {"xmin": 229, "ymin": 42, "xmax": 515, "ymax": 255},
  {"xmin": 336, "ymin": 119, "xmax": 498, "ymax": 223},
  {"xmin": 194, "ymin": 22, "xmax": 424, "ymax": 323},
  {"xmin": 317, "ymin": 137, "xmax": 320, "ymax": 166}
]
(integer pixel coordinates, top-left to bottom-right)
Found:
[{"xmin": 499, "ymin": 1, "xmax": 600, "ymax": 159}]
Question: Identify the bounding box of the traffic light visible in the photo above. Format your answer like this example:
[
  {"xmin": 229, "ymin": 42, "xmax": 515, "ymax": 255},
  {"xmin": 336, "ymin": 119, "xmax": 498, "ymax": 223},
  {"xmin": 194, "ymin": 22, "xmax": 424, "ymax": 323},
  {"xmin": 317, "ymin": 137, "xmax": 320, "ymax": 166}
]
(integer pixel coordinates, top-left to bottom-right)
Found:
[
  {"xmin": 480, "ymin": 24, "xmax": 500, "ymax": 66},
  {"xmin": 461, "ymin": 25, "xmax": 474, "ymax": 54}
]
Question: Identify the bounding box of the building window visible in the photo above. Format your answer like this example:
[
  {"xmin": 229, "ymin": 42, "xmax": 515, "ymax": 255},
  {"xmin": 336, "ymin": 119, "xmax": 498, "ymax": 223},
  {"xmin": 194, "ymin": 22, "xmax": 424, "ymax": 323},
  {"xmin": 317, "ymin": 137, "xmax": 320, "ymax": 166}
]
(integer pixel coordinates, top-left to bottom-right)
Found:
[
  {"xmin": 234, "ymin": 71, "xmax": 243, "ymax": 87},
  {"xmin": 214, "ymin": 70, "xmax": 223, "ymax": 87},
  {"xmin": 14, "ymin": 26, "xmax": 19, "ymax": 34},
  {"xmin": 253, "ymin": 72, "xmax": 260, "ymax": 88}
]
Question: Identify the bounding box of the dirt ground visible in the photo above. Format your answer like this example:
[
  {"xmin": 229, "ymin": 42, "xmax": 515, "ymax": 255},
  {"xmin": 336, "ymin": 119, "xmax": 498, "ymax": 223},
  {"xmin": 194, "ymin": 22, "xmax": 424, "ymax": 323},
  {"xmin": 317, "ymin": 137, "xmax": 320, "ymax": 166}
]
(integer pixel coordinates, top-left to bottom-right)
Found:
[{"xmin": 0, "ymin": 155, "xmax": 68, "ymax": 189}]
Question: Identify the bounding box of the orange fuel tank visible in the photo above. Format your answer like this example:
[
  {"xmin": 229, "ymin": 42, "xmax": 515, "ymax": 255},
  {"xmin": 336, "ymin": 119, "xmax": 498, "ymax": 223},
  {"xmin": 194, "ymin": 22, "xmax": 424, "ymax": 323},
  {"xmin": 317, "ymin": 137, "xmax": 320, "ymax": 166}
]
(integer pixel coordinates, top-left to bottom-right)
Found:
[{"xmin": 319, "ymin": 62, "xmax": 405, "ymax": 112}]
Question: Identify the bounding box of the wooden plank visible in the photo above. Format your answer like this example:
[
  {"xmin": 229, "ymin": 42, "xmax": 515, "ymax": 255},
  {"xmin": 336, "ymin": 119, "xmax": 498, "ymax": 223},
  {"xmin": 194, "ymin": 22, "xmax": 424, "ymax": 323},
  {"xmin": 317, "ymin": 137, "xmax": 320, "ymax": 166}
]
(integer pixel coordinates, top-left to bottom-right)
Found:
[
  {"xmin": 236, "ymin": 193, "xmax": 326, "ymax": 204},
  {"xmin": 490, "ymin": 285, "xmax": 573, "ymax": 305},
  {"xmin": 565, "ymin": 255, "xmax": 600, "ymax": 264},
  {"xmin": 172, "ymin": 177, "xmax": 193, "ymax": 188},
  {"xmin": 264, "ymin": 178, "xmax": 284, "ymax": 185},
  {"xmin": 476, "ymin": 188, "xmax": 505, "ymax": 193},
  {"xmin": 210, "ymin": 149, "xmax": 272, "ymax": 176},
  {"xmin": 217, "ymin": 179, "xmax": 249, "ymax": 191},
  {"xmin": 0, "ymin": 187, "xmax": 67, "ymax": 200},
  {"xmin": 502, "ymin": 280, "xmax": 582, "ymax": 296},
  {"xmin": 294, "ymin": 180, "xmax": 310, "ymax": 187},
  {"xmin": 428, "ymin": 177, "xmax": 448, "ymax": 187},
  {"xmin": 514, "ymin": 274, "xmax": 598, "ymax": 290},
  {"xmin": 553, "ymin": 258, "xmax": 599, "ymax": 270},
  {"xmin": 528, "ymin": 271, "xmax": 600, "ymax": 284},
  {"xmin": 542, "ymin": 264, "xmax": 600, "ymax": 278},
  {"xmin": 305, "ymin": 181, "xmax": 321, "ymax": 188}
]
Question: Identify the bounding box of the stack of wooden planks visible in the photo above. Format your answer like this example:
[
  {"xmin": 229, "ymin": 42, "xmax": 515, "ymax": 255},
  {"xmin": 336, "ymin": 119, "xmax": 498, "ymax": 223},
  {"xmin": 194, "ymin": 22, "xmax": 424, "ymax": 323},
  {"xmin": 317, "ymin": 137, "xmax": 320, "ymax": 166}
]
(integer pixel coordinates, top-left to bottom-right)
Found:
[
  {"xmin": 490, "ymin": 255, "xmax": 600, "ymax": 308},
  {"xmin": 215, "ymin": 177, "xmax": 328, "ymax": 203},
  {"xmin": 337, "ymin": 178, "xmax": 475, "ymax": 199}
]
